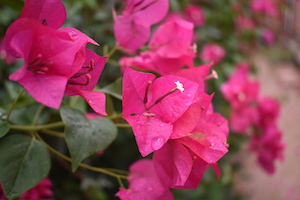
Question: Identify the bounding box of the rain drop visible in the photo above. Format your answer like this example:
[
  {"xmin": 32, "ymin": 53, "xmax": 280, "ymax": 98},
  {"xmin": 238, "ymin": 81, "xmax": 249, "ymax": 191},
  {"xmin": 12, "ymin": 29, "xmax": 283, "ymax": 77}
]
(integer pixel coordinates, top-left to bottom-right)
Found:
[{"xmin": 151, "ymin": 137, "xmax": 166, "ymax": 150}]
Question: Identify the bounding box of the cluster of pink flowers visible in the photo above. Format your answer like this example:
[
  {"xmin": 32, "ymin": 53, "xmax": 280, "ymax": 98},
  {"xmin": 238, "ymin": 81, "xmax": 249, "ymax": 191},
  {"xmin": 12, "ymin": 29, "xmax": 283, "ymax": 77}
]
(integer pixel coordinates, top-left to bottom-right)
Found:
[
  {"xmin": 120, "ymin": 16, "xmax": 196, "ymax": 75},
  {"xmin": 3, "ymin": 0, "xmax": 107, "ymax": 115},
  {"xmin": 221, "ymin": 63, "xmax": 284, "ymax": 174},
  {"xmin": 114, "ymin": 2, "xmax": 229, "ymax": 197},
  {"xmin": 119, "ymin": 66, "xmax": 229, "ymax": 199},
  {"xmin": 233, "ymin": 0, "xmax": 282, "ymax": 50}
]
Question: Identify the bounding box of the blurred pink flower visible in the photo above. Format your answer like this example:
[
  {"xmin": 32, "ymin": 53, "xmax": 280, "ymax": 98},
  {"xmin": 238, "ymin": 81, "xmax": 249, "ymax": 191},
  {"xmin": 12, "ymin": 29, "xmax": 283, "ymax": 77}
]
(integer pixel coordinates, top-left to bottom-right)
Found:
[
  {"xmin": 120, "ymin": 18, "xmax": 196, "ymax": 75},
  {"xmin": 20, "ymin": 177, "xmax": 54, "ymax": 200},
  {"xmin": 200, "ymin": 43, "xmax": 226, "ymax": 64},
  {"xmin": 235, "ymin": 16, "xmax": 255, "ymax": 32},
  {"xmin": 114, "ymin": 0, "xmax": 169, "ymax": 51},
  {"xmin": 261, "ymin": 29, "xmax": 275, "ymax": 44},
  {"xmin": 183, "ymin": 5, "xmax": 205, "ymax": 27},
  {"xmin": 116, "ymin": 159, "xmax": 174, "ymax": 200},
  {"xmin": 250, "ymin": 0, "xmax": 279, "ymax": 18}
]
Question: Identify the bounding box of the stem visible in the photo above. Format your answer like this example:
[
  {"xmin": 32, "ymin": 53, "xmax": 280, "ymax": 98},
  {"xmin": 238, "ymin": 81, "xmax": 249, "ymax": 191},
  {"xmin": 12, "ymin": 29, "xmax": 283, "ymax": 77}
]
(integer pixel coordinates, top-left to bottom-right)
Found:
[
  {"xmin": 105, "ymin": 113, "xmax": 123, "ymax": 120},
  {"xmin": 115, "ymin": 123, "xmax": 132, "ymax": 128},
  {"xmin": 31, "ymin": 104, "xmax": 45, "ymax": 126},
  {"xmin": 70, "ymin": 96, "xmax": 80, "ymax": 108},
  {"xmin": 34, "ymin": 132, "xmax": 128, "ymax": 180},
  {"xmin": 10, "ymin": 121, "xmax": 65, "ymax": 132},
  {"xmin": 40, "ymin": 129, "xmax": 65, "ymax": 138},
  {"xmin": 6, "ymin": 88, "xmax": 25, "ymax": 121}
]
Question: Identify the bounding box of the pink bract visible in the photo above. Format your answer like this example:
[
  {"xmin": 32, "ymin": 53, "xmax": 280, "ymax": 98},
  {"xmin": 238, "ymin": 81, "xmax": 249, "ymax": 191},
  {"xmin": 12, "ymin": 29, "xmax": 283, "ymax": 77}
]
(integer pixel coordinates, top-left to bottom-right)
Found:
[
  {"xmin": 7, "ymin": 19, "xmax": 97, "ymax": 109},
  {"xmin": 20, "ymin": 177, "xmax": 54, "ymax": 200},
  {"xmin": 184, "ymin": 5, "xmax": 205, "ymax": 27},
  {"xmin": 122, "ymin": 68, "xmax": 203, "ymax": 156},
  {"xmin": 19, "ymin": 0, "xmax": 66, "ymax": 29},
  {"xmin": 115, "ymin": 159, "xmax": 174, "ymax": 200},
  {"xmin": 114, "ymin": 0, "xmax": 169, "ymax": 51},
  {"xmin": 149, "ymin": 18, "xmax": 194, "ymax": 58},
  {"xmin": 200, "ymin": 43, "xmax": 226, "ymax": 64}
]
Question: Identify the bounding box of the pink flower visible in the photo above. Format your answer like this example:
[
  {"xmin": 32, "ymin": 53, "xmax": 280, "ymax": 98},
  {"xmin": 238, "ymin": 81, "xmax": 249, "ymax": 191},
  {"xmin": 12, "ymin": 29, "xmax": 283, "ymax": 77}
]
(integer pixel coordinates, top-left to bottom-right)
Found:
[
  {"xmin": 235, "ymin": 16, "xmax": 255, "ymax": 32},
  {"xmin": 221, "ymin": 63, "xmax": 259, "ymax": 110},
  {"xmin": 19, "ymin": 0, "xmax": 66, "ymax": 29},
  {"xmin": 249, "ymin": 123, "xmax": 285, "ymax": 174},
  {"xmin": 183, "ymin": 5, "xmax": 205, "ymax": 27},
  {"xmin": 116, "ymin": 159, "xmax": 174, "ymax": 200},
  {"xmin": 120, "ymin": 18, "xmax": 196, "ymax": 75},
  {"xmin": 65, "ymin": 49, "xmax": 107, "ymax": 115},
  {"xmin": 250, "ymin": 0, "xmax": 279, "ymax": 18},
  {"xmin": 6, "ymin": 19, "xmax": 98, "ymax": 109},
  {"xmin": 200, "ymin": 43, "xmax": 226, "ymax": 64},
  {"xmin": 261, "ymin": 29, "xmax": 275, "ymax": 44},
  {"xmin": 149, "ymin": 18, "xmax": 194, "ymax": 58},
  {"xmin": 122, "ymin": 68, "xmax": 206, "ymax": 156},
  {"xmin": 153, "ymin": 109, "xmax": 228, "ymax": 189},
  {"xmin": 114, "ymin": 0, "xmax": 169, "ymax": 51},
  {"xmin": 20, "ymin": 177, "xmax": 54, "ymax": 200}
]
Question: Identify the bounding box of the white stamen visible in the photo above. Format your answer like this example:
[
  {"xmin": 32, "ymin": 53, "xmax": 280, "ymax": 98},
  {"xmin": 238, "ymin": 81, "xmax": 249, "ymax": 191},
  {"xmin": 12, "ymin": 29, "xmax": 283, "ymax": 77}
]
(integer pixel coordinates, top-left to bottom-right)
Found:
[{"xmin": 174, "ymin": 81, "xmax": 184, "ymax": 92}]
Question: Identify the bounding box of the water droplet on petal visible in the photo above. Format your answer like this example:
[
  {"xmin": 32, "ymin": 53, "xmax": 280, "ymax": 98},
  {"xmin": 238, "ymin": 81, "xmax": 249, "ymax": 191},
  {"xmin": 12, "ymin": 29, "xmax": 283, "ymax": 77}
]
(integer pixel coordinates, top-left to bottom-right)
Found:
[
  {"xmin": 151, "ymin": 137, "xmax": 166, "ymax": 150},
  {"xmin": 137, "ymin": 120, "xmax": 144, "ymax": 125},
  {"xmin": 185, "ymin": 102, "xmax": 191, "ymax": 106},
  {"xmin": 160, "ymin": 123, "xmax": 165, "ymax": 127},
  {"xmin": 187, "ymin": 93, "xmax": 192, "ymax": 98}
]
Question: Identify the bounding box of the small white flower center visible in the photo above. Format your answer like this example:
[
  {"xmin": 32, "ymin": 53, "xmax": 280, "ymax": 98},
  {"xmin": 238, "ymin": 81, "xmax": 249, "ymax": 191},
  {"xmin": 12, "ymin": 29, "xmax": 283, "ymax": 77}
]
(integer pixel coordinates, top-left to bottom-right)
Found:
[{"xmin": 174, "ymin": 81, "xmax": 184, "ymax": 92}]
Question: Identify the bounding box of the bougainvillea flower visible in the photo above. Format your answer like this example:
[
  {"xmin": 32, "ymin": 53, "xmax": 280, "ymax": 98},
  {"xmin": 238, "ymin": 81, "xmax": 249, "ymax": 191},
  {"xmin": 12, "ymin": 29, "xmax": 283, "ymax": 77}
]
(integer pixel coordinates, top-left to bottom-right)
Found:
[
  {"xmin": 174, "ymin": 62, "xmax": 214, "ymax": 90},
  {"xmin": 114, "ymin": 0, "xmax": 169, "ymax": 51},
  {"xmin": 221, "ymin": 63, "xmax": 260, "ymax": 110},
  {"xmin": 65, "ymin": 49, "xmax": 107, "ymax": 115},
  {"xmin": 261, "ymin": 29, "xmax": 275, "ymax": 44},
  {"xmin": 235, "ymin": 16, "xmax": 255, "ymax": 32},
  {"xmin": 120, "ymin": 49, "xmax": 195, "ymax": 75},
  {"xmin": 116, "ymin": 159, "xmax": 174, "ymax": 200},
  {"xmin": 250, "ymin": 0, "xmax": 279, "ymax": 19},
  {"xmin": 0, "ymin": 39, "xmax": 15, "ymax": 64},
  {"xmin": 122, "ymin": 68, "xmax": 206, "ymax": 156},
  {"xmin": 19, "ymin": 0, "xmax": 66, "ymax": 29},
  {"xmin": 149, "ymin": 18, "xmax": 194, "ymax": 58},
  {"xmin": 183, "ymin": 5, "xmax": 205, "ymax": 27},
  {"xmin": 153, "ymin": 120, "xmax": 227, "ymax": 190},
  {"xmin": 114, "ymin": 15, "xmax": 150, "ymax": 52},
  {"xmin": 7, "ymin": 19, "xmax": 95, "ymax": 109},
  {"xmin": 20, "ymin": 177, "xmax": 54, "ymax": 200},
  {"xmin": 200, "ymin": 43, "xmax": 226, "ymax": 64},
  {"xmin": 230, "ymin": 107, "xmax": 258, "ymax": 134},
  {"xmin": 249, "ymin": 123, "xmax": 285, "ymax": 174}
]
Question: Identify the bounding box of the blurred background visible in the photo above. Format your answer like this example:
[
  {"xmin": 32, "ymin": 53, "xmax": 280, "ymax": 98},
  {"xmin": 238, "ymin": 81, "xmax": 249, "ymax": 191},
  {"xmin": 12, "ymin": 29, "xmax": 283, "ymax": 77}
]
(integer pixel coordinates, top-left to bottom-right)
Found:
[{"xmin": 0, "ymin": 0, "xmax": 299, "ymax": 199}]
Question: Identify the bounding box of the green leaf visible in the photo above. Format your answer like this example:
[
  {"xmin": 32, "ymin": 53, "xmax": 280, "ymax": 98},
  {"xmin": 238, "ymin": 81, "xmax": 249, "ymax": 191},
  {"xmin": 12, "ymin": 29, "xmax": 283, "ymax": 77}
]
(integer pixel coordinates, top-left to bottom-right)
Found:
[
  {"xmin": 0, "ymin": 0, "xmax": 24, "ymax": 11},
  {"xmin": 0, "ymin": 121, "xmax": 10, "ymax": 138},
  {"xmin": 60, "ymin": 107, "xmax": 118, "ymax": 171},
  {"xmin": 99, "ymin": 77, "xmax": 122, "ymax": 100},
  {"xmin": 0, "ymin": 134, "xmax": 51, "ymax": 200}
]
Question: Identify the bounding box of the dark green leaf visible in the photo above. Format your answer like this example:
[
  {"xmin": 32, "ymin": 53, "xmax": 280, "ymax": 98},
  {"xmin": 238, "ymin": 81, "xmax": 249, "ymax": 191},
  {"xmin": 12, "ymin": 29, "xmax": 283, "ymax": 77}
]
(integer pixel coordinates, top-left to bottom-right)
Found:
[
  {"xmin": 60, "ymin": 107, "xmax": 117, "ymax": 171},
  {"xmin": 0, "ymin": 121, "xmax": 10, "ymax": 138},
  {"xmin": 99, "ymin": 77, "xmax": 122, "ymax": 100},
  {"xmin": 0, "ymin": 134, "xmax": 51, "ymax": 200}
]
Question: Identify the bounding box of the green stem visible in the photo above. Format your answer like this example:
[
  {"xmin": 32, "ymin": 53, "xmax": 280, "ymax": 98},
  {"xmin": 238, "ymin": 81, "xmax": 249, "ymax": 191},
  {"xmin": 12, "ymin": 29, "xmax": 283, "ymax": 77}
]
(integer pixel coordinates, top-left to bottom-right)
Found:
[
  {"xmin": 10, "ymin": 121, "xmax": 65, "ymax": 132},
  {"xmin": 105, "ymin": 113, "xmax": 123, "ymax": 120},
  {"xmin": 70, "ymin": 96, "xmax": 80, "ymax": 108},
  {"xmin": 6, "ymin": 88, "xmax": 25, "ymax": 121},
  {"xmin": 115, "ymin": 123, "xmax": 132, "ymax": 128},
  {"xmin": 34, "ymin": 132, "xmax": 128, "ymax": 180},
  {"xmin": 40, "ymin": 129, "xmax": 65, "ymax": 138},
  {"xmin": 31, "ymin": 104, "xmax": 45, "ymax": 126}
]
